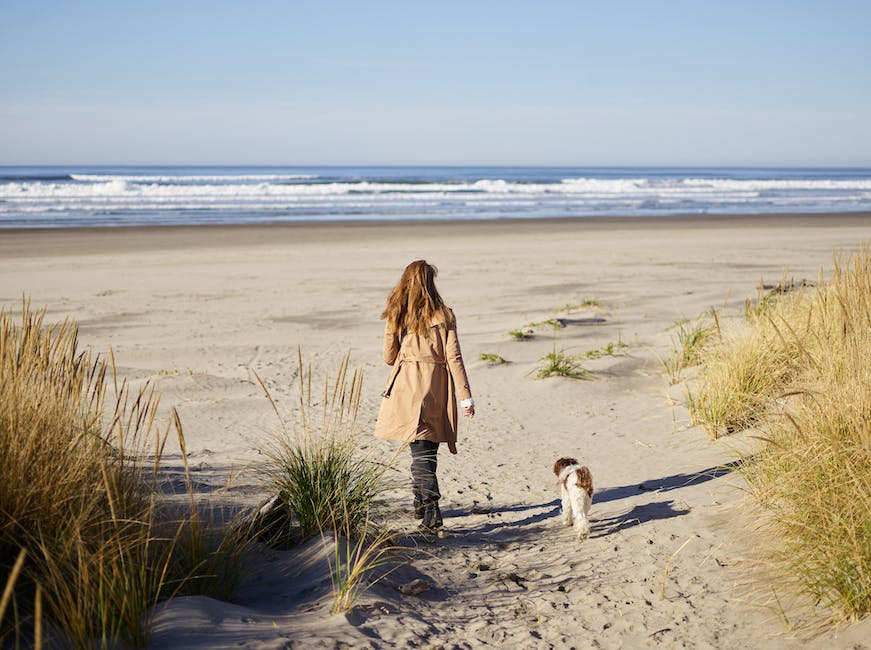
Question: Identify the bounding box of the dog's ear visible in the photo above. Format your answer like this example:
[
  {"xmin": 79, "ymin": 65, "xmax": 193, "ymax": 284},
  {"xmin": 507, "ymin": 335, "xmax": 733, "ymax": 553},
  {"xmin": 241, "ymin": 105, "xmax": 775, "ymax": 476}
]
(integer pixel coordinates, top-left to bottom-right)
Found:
[{"xmin": 575, "ymin": 466, "xmax": 594, "ymax": 496}]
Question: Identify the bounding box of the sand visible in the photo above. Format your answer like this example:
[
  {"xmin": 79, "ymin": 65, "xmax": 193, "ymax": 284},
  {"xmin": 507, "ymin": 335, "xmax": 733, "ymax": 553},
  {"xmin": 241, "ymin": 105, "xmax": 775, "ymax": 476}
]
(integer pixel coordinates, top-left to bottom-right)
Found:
[{"xmin": 2, "ymin": 213, "xmax": 871, "ymax": 649}]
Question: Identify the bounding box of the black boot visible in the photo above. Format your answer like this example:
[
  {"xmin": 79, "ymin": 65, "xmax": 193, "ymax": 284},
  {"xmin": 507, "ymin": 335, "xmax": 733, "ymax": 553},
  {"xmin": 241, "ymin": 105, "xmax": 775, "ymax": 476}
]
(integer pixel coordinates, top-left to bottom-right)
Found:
[
  {"xmin": 419, "ymin": 502, "xmax": 443, "ymax": 531},
  {"xmin": 413, "ymin": 496, "xmax": 425, "ymax": 519}
]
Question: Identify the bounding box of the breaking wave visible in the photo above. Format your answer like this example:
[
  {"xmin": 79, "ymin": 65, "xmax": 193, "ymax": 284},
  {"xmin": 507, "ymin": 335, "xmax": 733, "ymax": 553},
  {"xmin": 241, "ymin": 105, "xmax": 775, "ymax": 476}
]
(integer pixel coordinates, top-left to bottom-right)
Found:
[{"xmin": 1, "ymin": 166, "xmax": 869, "ymax": 227}]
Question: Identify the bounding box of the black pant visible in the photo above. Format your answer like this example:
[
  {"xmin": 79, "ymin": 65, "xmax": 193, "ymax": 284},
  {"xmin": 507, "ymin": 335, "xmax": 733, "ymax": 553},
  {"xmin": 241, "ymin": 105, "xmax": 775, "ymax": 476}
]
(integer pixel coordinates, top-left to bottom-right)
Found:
[{"xmin": 410, "ymin": 440, "xmax": 440, "ymax": 507}]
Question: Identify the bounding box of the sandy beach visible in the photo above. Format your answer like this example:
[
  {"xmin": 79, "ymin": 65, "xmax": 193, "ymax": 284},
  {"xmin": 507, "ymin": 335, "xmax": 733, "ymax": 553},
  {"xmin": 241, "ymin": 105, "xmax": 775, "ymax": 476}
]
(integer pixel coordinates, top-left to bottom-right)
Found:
[{"xmin": 2, "ymin": 213, "xmax": 871, "ymax": 649}]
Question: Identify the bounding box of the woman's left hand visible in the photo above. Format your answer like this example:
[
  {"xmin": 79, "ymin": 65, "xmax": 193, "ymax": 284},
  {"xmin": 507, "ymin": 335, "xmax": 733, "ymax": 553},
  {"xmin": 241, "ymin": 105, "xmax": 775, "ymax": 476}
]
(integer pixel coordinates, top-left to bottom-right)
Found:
[{"xmin": 464, "ymin": 404, "xmax": 475, "ymax": 418}]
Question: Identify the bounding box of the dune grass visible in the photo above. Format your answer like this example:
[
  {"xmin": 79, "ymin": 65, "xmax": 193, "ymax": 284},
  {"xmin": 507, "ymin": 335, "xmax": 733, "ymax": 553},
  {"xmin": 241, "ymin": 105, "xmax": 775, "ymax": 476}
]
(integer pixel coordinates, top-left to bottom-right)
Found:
[
  {"xmin": 0, "ymin": 302, "xmax": 248, "ymax": 648},
  {"xmin": 327, "ymin": 514, "xmax": 398, "ymax": 614},
  {"xmin": 510, "ymin": 317, "xmax": 566, "ymax": 341},
  {"xmin": 529, "ymin": 313, "xmax": 589, "ymax": 380},
  {"xmin": 685, "ymin": 248, "xmax": 871, "ymax": 622},
  {"xmin": 584, "ymin": 337, "xmax": 628, "ymax": 359},
  {"xmin": 662, "ymin": 313, "xmax": 719, "ymax": 383},
  {"xmin": 558, "ymin": 298, "xmax": 601, "ymax": 312},
  {"xmin": 687, "ymin": 294, "xmax": 812, "ymax": 438},
  {"xmin": 479, "ymin": 352, "xmax": 507, "ymax": 364},
  {"xmin": 536, "ymin": 349, "xmax": 589, "ymax": 380},
  {"xmin": 255, "ymin": 351, "xmax": 405, "ymax": 613},
  {"xmin": 508, "ymin": 328, "xmax": 534, "ymax": 340},
  {"xmin": 257, "ymin": 351, "xmax": 394, "ymax": 544},
  {"xmin": 527, "ymin": 318, "xmax": 565, "ymax": 330}
]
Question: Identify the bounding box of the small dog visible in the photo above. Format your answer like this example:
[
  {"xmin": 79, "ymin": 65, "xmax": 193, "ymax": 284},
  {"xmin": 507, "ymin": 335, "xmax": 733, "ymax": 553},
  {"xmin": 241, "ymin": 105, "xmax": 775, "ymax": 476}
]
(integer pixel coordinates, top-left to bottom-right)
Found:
[{"xmin": 553, "ymin": 457, "xmax": 594, "ymax": 540}]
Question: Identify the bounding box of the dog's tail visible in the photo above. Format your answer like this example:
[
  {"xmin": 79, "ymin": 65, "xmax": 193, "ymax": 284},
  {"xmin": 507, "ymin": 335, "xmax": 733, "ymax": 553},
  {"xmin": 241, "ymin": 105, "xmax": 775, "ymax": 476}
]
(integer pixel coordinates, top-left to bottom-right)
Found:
[{"xmin": 575, "ymin": 466, "xmax": 594, "ymax": 497}]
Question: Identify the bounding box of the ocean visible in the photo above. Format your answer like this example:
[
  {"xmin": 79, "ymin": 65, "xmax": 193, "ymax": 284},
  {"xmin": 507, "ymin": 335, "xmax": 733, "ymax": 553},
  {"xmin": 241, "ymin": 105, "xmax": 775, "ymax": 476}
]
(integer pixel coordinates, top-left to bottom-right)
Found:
[{"xmin": 1, "ymin": 165, "xmax": 870, "ymax": 228}]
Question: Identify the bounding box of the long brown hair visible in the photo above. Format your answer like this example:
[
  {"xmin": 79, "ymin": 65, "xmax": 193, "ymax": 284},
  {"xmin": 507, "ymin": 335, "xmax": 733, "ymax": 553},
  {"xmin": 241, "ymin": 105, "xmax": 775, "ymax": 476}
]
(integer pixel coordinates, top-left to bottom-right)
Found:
[{"xmin": 381, "ymin": 260, "xmax": 449, "ymax": 335}]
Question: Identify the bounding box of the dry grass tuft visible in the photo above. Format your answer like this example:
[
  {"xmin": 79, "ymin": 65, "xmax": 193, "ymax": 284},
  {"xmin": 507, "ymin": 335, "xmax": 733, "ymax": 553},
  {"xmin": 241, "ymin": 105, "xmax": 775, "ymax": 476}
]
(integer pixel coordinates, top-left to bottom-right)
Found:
[
  {"xmin": 327, "ymin": 515, "xmax": 399, "ymax": 614},
  {"xmin": 662, "ymin": 313, "xmax": 718, "ymax": 384},
  {"xmin": 256, "ymin": 351, "xmax": 407, "ymax": 613},
  {"xmin": 536, "ymin": 349, "xmax": 589, "ymax": 380},
  {"xmin": 688, "ymin": 296, "xmax": 810, "ymax": 437},
  {"xmin": 686, "ymin": 248, "xmax": 871, "ymax": 622},
  {"xmin": 0, "ymin": 302, "xmax": 248, "ymax": 647},
  {"xmin": 257, "ymin": 350, "xmax": 395, "ymax": 544}
]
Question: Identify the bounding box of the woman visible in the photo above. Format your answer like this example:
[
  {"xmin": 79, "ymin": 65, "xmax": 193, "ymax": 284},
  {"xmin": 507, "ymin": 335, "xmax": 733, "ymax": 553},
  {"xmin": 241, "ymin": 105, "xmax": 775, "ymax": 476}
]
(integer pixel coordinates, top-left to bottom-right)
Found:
[{"xmin": 373, "ymin": 260, "xmax": 475, "ymax": 531}]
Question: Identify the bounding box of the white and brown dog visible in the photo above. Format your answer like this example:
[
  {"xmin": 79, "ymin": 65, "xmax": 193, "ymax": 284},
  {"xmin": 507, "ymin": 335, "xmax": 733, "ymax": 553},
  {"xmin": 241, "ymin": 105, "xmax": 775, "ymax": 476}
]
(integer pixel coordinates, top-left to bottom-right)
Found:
[{"xmin": 553, "ymin": 457, "xmax": 594, "ymax": 540}]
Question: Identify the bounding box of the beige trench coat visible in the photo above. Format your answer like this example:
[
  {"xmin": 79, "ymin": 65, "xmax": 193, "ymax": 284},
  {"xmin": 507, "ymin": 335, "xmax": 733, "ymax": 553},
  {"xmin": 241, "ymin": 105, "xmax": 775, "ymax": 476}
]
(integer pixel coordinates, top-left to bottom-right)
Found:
[{"xmin": 373, "ymin": 309, "xmax": 472, "ymax": 453}]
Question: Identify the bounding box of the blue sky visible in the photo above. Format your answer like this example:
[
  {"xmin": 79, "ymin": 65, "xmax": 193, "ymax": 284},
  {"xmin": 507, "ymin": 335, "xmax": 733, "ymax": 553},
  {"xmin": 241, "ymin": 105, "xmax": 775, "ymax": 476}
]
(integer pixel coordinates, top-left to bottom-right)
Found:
[{"xmin": 1, "ymin": 1, "xmax": 869, "ymax": 166}]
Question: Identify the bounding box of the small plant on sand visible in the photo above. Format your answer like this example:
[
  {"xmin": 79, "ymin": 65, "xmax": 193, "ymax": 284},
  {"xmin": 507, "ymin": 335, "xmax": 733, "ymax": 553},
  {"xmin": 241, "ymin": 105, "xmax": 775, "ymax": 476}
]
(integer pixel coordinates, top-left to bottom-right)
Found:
[
  {"xmin": 155, "ymin": 367, "xmax": 195, "ymax": 376},
  {"xmin": 527, "ymin": 318, "xmax": 565, "ymax": 330},
  {"xmin": 327, "ymin": 513, "xmax": 398, "ymax": 614},
  {"xmin": 479, "ymin": 352, "xmax": 507, "ymax": 364},
  {"xmin": 257, "ymin": 351, "xmax": 392, "ymax": 544},
  {"xmin": 584, "ymin": 336, "xmax": 628, "ymax": 359},
  {"xmin": 508, "ymin": 328, "xmax": 534, "ymax": 340},
  {"xmin": 676, "ymin": 312, "xmax": 718, "ymax": 365},
  {"xmin": 510, "ymin": 318, "xmax": 565, "ymax": 340},
  {"xmin": 536, "ymin": 349, "xmax": 589, "ymax": 380},
  {"xmin": 529, "ymin": 313, "xmax": 588, "ymax": 379},
  {"xmin": 559, "ymin": 298, "xmax": 601, "ymax": 312}
]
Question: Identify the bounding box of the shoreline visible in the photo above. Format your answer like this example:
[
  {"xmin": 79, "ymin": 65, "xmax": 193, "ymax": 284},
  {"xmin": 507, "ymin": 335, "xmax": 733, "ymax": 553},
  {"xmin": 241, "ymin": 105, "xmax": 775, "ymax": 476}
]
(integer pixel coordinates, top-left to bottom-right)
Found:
[{"xmin": 1, "ymin": 211, "xmax": 869, "ymax": 258}]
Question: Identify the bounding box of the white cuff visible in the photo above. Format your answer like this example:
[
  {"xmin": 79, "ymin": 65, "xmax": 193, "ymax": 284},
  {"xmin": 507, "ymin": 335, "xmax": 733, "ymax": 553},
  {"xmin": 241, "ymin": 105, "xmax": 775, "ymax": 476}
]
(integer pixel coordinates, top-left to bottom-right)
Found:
[{"xmin": 460, "ymin": 398, "xmax": 475, "ymax": 408}]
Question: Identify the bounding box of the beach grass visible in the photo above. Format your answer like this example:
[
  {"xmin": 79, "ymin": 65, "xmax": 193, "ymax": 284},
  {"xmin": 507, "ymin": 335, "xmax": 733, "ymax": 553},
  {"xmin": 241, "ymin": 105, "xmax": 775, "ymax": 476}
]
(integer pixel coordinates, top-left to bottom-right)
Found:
[
  {"xmin": 327, "ymin": 514, "xmax": 398, "ymax": 614},
  {"xmin": 167, "ymin": 498, "xmax": 255, "ymax": 602},
  {"xmin": 558, "ymin": 298, "xmax": 601, "ymax": 311},
  {"xmin": 687, "ymin": 296, "xmax": 810, "ymax": 437},
  {"xmin": 685, "ymin": 248, "xmax": 871, "ymax": 621},
  {"xmin": 527, "ymin": 318, "xmax": 565, "ymax": 330},
  {"xmin": 256, "ymin": 351, "xmax": 407, "ymax": 613},
  {"xmin": 527, "ymin": 313, "xmax": 590, "ymax": 380},
  {"xmin": 0, "ymin": 302, "xmax": 248, "ymax": 648},
  {"xmin": 583, "ymin": 337, "xmax": 628, "ymax": 359},
  {"xmin": 661, "ymin": 314, "xmax": 718, "ymax": 384},
  {"xmin": 479, "ymin": 352, "xmax": 507, "ymax": 364},
  {"xmin": 509, "ymin": 317, "xmax": 566, "ymax": 341},
  {"xmin": 257, "ymin": 351, "xmax": 393, "ymax": 544},
  {"xmin": 536, "ymin": 349, "xmax": 589, "ymax": 380}
]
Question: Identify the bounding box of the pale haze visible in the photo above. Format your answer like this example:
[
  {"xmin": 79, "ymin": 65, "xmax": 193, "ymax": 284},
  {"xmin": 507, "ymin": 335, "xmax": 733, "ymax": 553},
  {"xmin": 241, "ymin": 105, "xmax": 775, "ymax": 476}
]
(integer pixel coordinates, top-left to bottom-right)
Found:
[{"xmin": 1, "ymin": 0, "xmax": 869, "ymax": 166}]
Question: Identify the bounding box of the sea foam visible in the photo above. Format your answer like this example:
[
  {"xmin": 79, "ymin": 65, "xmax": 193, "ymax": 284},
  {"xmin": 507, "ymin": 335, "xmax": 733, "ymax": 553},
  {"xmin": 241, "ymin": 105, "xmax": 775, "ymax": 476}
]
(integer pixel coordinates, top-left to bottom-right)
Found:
[{"xmin": 1, "ymin": 167, "xmax": 870, "ymax": 227}]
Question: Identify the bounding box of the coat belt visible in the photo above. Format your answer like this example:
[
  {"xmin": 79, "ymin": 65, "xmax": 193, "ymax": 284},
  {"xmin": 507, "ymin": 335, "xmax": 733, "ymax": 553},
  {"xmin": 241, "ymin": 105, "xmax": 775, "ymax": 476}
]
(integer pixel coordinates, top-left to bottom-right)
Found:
[
  {"xmin": 381, "ymin": 356, "xmax": 446, "ymax": 398},
  {"xmin": 399, "ymin": 355, "xmax": 446, "ymax": 365}
]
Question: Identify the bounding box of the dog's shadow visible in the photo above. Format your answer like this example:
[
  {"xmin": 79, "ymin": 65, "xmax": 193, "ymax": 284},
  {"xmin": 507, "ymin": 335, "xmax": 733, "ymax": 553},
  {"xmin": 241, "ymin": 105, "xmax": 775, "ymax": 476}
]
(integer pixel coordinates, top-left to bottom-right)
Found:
[
  {"xmin": 589, "ymin": 500, "xmax": 691, "ymax": 538},
  {"xmin": 440, "ymin": 460, "xmax": 743, "ymax": 542}
]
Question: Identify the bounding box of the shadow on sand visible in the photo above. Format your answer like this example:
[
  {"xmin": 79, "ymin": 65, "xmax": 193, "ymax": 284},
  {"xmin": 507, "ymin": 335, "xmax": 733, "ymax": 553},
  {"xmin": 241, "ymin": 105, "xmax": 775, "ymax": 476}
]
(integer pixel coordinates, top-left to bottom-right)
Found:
[
  {"xmin": 433, "ymin": 500, "xmax": 562, "ymax": 544},
  {"xmin": 592, "ymin": 459, "xmax": 744, "ymax": 505},
  {"xmin": 590, "ymin": 500, "xmax": 691, "ymax": 538},
  {"xmin": 438, "ymin": 459, "xmax": 743, "ymax": 542}
]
